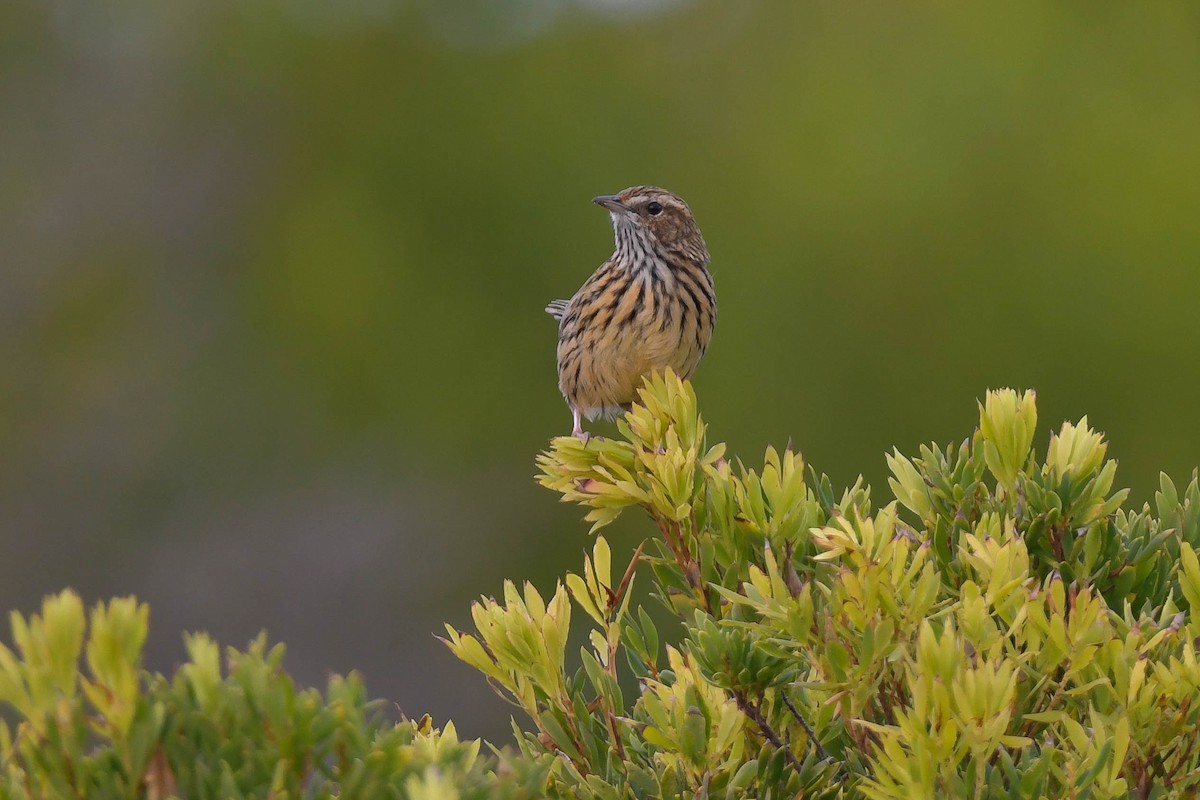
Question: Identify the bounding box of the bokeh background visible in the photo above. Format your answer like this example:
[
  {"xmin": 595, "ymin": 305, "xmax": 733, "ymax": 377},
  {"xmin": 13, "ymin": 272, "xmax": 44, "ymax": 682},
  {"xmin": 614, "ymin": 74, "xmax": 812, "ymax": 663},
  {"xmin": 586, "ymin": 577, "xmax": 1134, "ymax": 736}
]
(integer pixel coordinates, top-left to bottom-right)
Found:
[{"xmin": 3, "ymin": 0, "xmax": 1199, "ymax": 741}]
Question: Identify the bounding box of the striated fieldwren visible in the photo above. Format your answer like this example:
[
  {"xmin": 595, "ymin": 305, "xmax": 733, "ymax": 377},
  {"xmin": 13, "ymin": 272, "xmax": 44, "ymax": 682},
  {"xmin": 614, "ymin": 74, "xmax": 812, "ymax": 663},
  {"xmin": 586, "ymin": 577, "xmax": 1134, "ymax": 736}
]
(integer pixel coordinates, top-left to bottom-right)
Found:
[{"xmin": 546, "ymin": 186, "xmax": 716, "ymax": 438}]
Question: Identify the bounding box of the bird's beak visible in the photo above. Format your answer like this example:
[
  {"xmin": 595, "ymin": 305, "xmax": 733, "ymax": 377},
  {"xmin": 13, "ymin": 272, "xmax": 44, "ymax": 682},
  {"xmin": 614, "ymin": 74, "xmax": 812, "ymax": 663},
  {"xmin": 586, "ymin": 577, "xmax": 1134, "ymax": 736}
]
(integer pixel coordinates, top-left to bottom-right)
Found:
[{"xmin": 592, "ymin": 195, "xmax": 630, "ymax": 213}]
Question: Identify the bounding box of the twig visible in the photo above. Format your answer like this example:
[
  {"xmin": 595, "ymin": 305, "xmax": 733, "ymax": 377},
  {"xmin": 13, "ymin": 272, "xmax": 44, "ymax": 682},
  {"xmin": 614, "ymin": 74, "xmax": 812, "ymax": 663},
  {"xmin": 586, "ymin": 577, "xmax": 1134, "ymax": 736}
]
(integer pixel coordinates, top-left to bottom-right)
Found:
[
  {"xmin": 781, "ymin": 692, "xmax": 832, "ymax": 762},
  {"xmin": 733, "ymin": 690, "xmax": 804, "ymax": 773}
]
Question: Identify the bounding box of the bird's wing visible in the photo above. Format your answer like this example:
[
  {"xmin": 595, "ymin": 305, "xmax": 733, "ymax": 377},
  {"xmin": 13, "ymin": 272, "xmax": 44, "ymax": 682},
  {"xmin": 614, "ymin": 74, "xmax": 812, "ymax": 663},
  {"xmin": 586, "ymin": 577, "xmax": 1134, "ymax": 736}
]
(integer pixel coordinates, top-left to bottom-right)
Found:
[{"xmin": 545, "ymin": 298, "xmax": 570, "ymax": 322}]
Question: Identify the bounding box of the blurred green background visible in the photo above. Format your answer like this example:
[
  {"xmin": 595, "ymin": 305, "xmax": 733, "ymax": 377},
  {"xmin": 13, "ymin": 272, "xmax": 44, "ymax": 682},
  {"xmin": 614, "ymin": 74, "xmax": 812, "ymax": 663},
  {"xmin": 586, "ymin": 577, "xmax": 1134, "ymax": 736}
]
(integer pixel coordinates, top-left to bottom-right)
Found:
[{"xmin": 3, "ymin": 0, "xmax": 1199, "ymax": 740}]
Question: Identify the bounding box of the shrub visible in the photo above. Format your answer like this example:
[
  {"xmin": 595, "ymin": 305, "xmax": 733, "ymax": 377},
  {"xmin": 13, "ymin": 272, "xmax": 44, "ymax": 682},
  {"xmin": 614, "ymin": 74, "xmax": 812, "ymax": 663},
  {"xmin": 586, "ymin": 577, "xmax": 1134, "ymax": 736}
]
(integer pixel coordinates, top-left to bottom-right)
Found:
[
  {"xmin": 444, "ymin": 371, "xmax": 1200, "ymax": 798},
  {"xmin": 0, "ymin": 592, "xmax": 550, "ymax": 798},
  {"xmin": 3, "ymin": 372, "xmax": 1199, "ymax": 798}
]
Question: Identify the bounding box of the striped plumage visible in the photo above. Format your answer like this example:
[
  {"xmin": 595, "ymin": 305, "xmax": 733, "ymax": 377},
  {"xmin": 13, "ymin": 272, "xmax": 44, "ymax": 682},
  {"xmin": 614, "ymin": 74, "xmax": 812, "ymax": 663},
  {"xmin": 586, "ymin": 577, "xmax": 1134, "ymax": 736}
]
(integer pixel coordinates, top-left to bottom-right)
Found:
[{"xmin": 547, "ymin": 186, "xmax": 715, "ymax": 437}]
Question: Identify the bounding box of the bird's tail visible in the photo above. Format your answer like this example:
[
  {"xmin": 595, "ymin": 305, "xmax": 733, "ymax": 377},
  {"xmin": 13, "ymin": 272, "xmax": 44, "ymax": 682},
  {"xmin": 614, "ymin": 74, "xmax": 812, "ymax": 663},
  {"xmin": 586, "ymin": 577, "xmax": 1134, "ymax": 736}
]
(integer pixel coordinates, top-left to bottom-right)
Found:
[{"xmin": 545, "ymin": 299, "xmax": 569, "ymax": 321}]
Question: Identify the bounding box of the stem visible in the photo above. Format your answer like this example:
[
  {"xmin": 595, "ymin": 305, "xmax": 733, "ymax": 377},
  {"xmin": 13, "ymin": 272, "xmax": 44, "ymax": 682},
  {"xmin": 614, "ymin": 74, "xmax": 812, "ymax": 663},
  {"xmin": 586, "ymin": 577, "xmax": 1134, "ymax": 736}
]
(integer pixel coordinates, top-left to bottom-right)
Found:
[
  {"xmin": 656, "ymin": 518, "xmax": 683, "ymax": 561},
  {"xmin": 548, "ymin": 691, "xmax": 593, "ymax": 777},
  {"xmin": 733, "ymin": 690, "xmax": 804, "ymax": 773},
  {"xmin": 781, "ymin": 692, "xmax": 832, "ymax": 762},
  {"xmin": 1019, "ymin": 677, "xmax": 1067, "ymax": 740},
  {"xmin": 657, "ymin": 517, "xmax": 712, "ymax": 614},
  {"xmin": 606, "ymin": 708, "xmax": 627, "ymax": 762}
]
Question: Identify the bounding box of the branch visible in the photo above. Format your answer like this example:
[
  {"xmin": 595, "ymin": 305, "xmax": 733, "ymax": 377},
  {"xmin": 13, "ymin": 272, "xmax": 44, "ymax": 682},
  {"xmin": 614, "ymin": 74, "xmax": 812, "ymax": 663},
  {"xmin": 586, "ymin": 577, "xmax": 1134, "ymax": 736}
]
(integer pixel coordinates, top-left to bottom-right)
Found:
[
  {"xmin": 781, "ymin": 691, "xmax": 832, "ymax": 762},
  {"xmin": 732, "ymin": 690, "xmax": 804, "ymax": 773}
]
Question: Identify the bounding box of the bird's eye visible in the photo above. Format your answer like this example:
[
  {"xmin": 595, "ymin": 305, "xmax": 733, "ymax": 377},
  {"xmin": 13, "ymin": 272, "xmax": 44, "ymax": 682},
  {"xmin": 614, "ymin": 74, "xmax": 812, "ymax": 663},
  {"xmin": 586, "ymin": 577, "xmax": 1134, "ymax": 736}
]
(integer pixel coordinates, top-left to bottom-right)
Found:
[{"xmin": 646, "ymin": 201, "xmax": 663, "ymax": 216}]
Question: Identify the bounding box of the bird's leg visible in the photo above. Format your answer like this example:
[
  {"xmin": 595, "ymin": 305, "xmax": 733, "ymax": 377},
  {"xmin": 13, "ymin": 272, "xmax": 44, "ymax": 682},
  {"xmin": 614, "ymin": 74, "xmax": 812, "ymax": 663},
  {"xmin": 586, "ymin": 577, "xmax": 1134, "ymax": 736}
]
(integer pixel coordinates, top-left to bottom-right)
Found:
[{"xmin": 571, "ymin": 408, "xmax": 590, "ymax": 443}]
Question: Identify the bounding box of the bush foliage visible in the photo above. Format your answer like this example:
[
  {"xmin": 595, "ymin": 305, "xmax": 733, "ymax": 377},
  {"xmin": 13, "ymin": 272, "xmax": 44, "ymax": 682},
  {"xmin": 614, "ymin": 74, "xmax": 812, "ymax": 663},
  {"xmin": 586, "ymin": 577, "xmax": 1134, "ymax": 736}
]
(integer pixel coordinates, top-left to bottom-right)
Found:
[
  {"xmin": 0, "ymin": 593, "xmax": 549, "ymax": 799},
  {"xmin": 446, "ymin": 372, "xmax": 1200, "ymax": 799},
  {"xmin": 3, "ymin": 372, "xmax": 1200, "ymax": 798}
]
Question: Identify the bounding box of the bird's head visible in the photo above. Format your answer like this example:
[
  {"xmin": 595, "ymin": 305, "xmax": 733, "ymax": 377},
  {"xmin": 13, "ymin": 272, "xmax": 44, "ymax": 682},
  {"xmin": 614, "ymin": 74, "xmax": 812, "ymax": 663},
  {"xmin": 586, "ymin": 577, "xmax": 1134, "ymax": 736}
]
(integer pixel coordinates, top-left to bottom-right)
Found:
[{"xmin": 593, "ymin": 186, "xmax": 709, "ymax": 265}]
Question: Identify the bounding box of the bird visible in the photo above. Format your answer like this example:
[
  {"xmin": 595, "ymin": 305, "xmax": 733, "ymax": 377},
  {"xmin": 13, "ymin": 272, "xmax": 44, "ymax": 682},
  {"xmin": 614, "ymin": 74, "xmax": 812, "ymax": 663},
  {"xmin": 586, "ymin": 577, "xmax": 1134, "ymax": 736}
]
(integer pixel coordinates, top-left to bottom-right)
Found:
[{"xmin": 546, "ymin": 186, "xmax": 715, "ymax": 438}]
